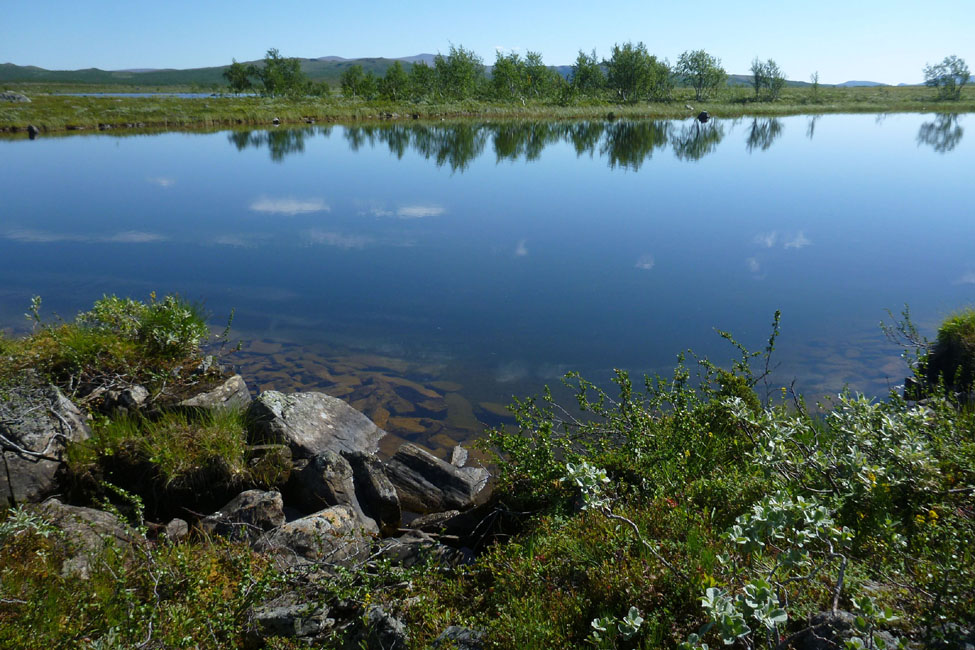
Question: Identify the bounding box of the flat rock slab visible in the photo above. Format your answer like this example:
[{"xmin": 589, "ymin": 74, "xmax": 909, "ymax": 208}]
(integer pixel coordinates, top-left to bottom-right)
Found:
[
  {"xmin": 255, "ymin": 505, "xmax": 371, "ymax": 567},
  {"xmin": 247, "ymin": 391, "xmax": 385, "ymax": 460},
  {"xmin": 385, "ymin": 443, "xmax": 489, "ymax": 514},
  {"xmin": 180, "ymin": 374, "xmax": 252, "ymax": 410},
  {"xmin": 0, "ymin": 91, "xmax": 30, "ymax": 103},
  {"xmin": 1, "ymin": 384, "xmax": 90, "ymax": 505}
]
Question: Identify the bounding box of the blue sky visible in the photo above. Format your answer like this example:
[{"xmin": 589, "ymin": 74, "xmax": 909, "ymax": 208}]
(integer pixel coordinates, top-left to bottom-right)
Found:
[{"xmin": 3, "ymin": 0, "xmax": 973, "ymax": 85}]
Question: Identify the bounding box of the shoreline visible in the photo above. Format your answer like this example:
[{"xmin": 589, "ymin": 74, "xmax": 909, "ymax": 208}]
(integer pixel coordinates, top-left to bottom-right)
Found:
[{"xmin": 2, "ymin": 89, "xmax": 974, "ymax": 135}]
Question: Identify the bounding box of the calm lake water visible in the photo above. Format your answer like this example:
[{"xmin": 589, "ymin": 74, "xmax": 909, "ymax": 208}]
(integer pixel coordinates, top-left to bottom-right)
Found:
[{"xmin": 1, "ymin": 113, "xmax": 972, "ymax": 452}]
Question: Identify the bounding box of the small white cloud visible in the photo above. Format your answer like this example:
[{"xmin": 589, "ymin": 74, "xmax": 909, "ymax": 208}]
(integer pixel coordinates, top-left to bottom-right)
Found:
[
  {"xmin": 397, "ymin": 205, "xmax": 445, "ymax": 218},
  {"xmin": 515, "ymin": 239, "xmax": 529, "ymax": 257},
  {"xmin": 250, "ymin": 197, "xmax": 329, "ymax": 216},
  {"xmin": 746, "ymin": 257, "xmax": 761, "ymax": 273},
  {"xmin": 784, "ymin": 231, "xmax": 812, "ymax": 249},
  {"xmin": 5, "ymin": 229, "xmax": 166, "ymax": 244},
  {"xmin": 635, "ymin": 254, "xmax": 655, "ymax": 270},
  {"xmin": 956, "ymin": 271, "xmax": 975, "ymax": 285},
  {"xmin": 754, "ymin": 231, "xmax": 777, "ymax": 248},
  {"xmin": 304, "ymin": 229, "xmax": 371, "ymax": 249},
  {"xmin": 107, "ymin": 231, "xmax": 166, "ymax": 243},
  {"xmin": 147, "ymin": 176, "xmax": 176, "ymax": 188}
]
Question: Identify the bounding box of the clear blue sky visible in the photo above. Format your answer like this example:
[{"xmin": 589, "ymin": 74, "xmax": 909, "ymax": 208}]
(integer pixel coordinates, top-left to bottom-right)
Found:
[{"xmin": 3, "ymin": 0, "xmax": 973, "ymax": 85}]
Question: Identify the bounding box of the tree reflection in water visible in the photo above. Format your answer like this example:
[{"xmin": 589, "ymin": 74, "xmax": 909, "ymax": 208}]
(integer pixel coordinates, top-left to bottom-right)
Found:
[
  {"xmin": 916, "ymin": 114, "xmax": 964, "ymax": 153},
  {"xmin": 745, "ymin": 118, "xmax": 784, "ymax": 152}
]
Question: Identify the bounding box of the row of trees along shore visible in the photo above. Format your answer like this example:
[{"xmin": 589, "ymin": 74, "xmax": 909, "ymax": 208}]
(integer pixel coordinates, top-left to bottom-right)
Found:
[{"xmin": 224, "ymin": 45, "xmax": 971, "ymax": 104}]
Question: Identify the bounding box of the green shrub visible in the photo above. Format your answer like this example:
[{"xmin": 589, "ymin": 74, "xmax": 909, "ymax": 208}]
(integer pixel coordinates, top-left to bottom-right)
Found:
[{"xmin": 927, "ymin": 307, "xmax": 975, "ymax": 391}]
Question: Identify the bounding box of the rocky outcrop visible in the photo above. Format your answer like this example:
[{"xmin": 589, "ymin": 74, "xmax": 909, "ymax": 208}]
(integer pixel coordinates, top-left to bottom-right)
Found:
[
  {"xmin": 433, "ymin": 626, "xmax": 484, "ymax": 649},
  {"xmin": 377, "ymin": 529, "xmax": 467, "ymax": 568},
  {"xmin": 34, "ymin": 499, "xmax": 141, "ymax": 578},
  {"xmin": 180, "ymin": 374, "xmax": 252, "ymax": 410},
  {"xmin": 343, "ymin": 450, "xmax": 401, "ymax": 535},
  {"xmin": 788, "ymin": 611, "xmax": 900, "ymax": 650},
  {"xmin": 200, "ymin": 489, "xmax": 286, "ymax": 542},
  {"xmin": 355, "ymin": 606, "xmax": 409, "ymax": 650},
  {"xmin": 0, "ymin": 91, "xmax": 30, "ymax": 103},
  {"xmin": 247, "ymin": 391, "xmax": 385, "ymax": 459},
  {"xmin": 1, "ymin": 384, "xmax": 91, "ymax": 505},
  {"xmin": 255, "ymin": 505, "xmax": 371, "ymax": 567},
  {"xmin": 385, "ymin": 443, "xmax": 489, "ymax": 514},
  {"xmin": 290, "ymin": 450, "xmax": 377, "ymax": 534},
  {"xmin": 248, "ymin": 592, "xmax": 330, "ymax": 641}
]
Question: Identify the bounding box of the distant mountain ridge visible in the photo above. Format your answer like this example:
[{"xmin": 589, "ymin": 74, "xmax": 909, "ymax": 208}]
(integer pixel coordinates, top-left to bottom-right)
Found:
[{"xmin": 0, "ymin": 57, "xmax": 899, "ymax": 88}]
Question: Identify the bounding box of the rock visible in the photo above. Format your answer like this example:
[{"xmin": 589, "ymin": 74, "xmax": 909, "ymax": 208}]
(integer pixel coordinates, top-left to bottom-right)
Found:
[
  {"xmin": 246, "ymin": 444, "xmax": 293, "ymax": 486},
  {"xmin": 27, "ymin": 124, "xmax": 39, "ymax": 139},
  {"xmin": 0, "ymin": 91, "xmax": 30, "ymax": 103},
  {"xmin": 789, "ymin": 611, "xmax": 900, "ymax": 650},
  {"xmin": 248, "ymin": 592, "xmax": 329, "ymax": 641},
  {"xmin": 1, "ymin": 384, "xmax": 91, "ymax": 505},
  {"xmin": 290, "ymin": 450, "xmax": 377, "ymax": 534},
  {"xmin": 433, "ymin": 626, "xmax": 484, "ymax": 649},
  {"xmin": 272, "ymin": 117, "xmax": 280, "ymax": 125},
  {"xmin": 118, "ymin": 385, "xmax": 150, "ymax": 410},
  {"xmin": 697, "ymin": 110, "xmax": 711, "ymax": 123},
  {"xmin": 246, "ymin": 391, "xmax": 386, "ymax": 459},
  {"xmin": 385, "ymin": 443, "xmax": 489, "ymax": 514},
  {"xmin": 256, "ymin": 505, "xmax": 371, "ymax": 566},
  {"xmin": 357, "ymin": 605, "xmax": 408, "ymax": 649},
  {"xmin": 409, "ymin": 510, "xmax": 460, "ymax": 532},
  {"xmin": 377, "ymin": 530, "xmax": 467, "ymax": 568},
  {"xmin": 343, "ymin": 450, "xmax": 401, "ymax": 535},
  {"xmin": 163, "ymin": 518, "xmax": 189, "ymax": 541},
  {"xmin": 200, "ymin": 490, "xmax": 285, "ymax": 541},
  {"xmin": 34, "ymin": 499, "xmax": 141, "ymax": 578},
  {"xmin": 449, "ymin": 445, "xmax": 468, "ymax": 467},
  {"xmin": 180, "ymin": 374, "xmax": 252, "ymax": 410}
]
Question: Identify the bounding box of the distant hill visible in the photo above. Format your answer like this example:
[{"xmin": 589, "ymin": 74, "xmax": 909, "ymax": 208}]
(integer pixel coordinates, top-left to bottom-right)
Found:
[
  {"xmin": 0, "ymin": 55, "xmax": 441, "ymax": 87},
  {"xmin": 836, "ymin": 80, "xmax": 887, "ymax": 87},
  {"xmin": 3, "ymin": 57, "xmax": 880, "ymax": 90}
]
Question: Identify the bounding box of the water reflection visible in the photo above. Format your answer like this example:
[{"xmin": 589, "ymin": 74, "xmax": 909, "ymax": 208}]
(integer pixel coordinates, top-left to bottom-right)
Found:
[
  {"xmin": 228, "ymin": 126, "xmax": 333, "ymax": 162},
  {"xmin": 745, "ymin": 118, "xmax": 784, "ymax": 152},
  {"xmin": 671, "ymin": 122, "xmax": 725, "ymax": 161},
  {"xmin": 224, "ymin": 113, "xmax": 964, "ymax": 168},
  {"xmin": 916, "ymin": 114, "xmax": 964, "ymax": 153}
]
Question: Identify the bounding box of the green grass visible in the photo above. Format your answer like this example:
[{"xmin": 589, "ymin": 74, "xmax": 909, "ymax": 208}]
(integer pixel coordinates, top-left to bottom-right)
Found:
[{"xmin": 2, "ymin": 84, "xmax": 974, "ymax": 134}]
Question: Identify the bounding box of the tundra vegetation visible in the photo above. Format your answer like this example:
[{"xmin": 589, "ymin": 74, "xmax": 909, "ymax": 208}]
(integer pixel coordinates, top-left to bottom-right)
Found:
[
  {"xmin": 1, "ymin": 296, "xmax": 973, "ymax": 648},
  {"xmin": 3, "ymin": 48, "xmax": 973, "ymax": 133}
]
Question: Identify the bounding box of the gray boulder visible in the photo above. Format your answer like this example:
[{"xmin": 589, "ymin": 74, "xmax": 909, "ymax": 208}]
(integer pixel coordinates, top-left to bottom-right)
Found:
[
  {"xmin": 1, "ymin": 384, "xmax": 90, "ymax": 505},
  {"xmin": 200, "ymin": 489, "xmax": 285, "ymax": 541},
  {"xmin": 255, "ymin": 505, "xmax": 371, "ymax": 567},
  {"xmin": 343, "ymin": 450, "xmax": 401, "ymax": 535},
  {"xmin": 433, "ymin": 626, "xmax": 484, "ymax": 649},
  {"xmin": 355, "ymin": 605, "xmax": 408, "ymax": 650},
  {"xmin": 377, "ymin": 529, "xmax": 467, "ymax": 568},
  {"xmin": 248, "ymin": 592, "xmax": 330, "ymax": 641},
  {"xmin": 34, "ymin": 499, "xmax": 141, "ymax": 578},
  {"xmin": 290, "ymin": 450, "xmax": 377, "ymax": 534},
  {"xmin": 247, "ymin": 391, "xmax": 385, "ymax": 459},
  {"xmin": 385, "ymin": 444, "xmax": 489, "ymax": 514},
  {"xmin": 0, "ymin": 91, "xmax": 30, "ymax": 103},
  {"xmin": 789, "ymin": 611, "xmax": 900, "ymax": 650},
  {"xmin": 180, "ymin": 374, "xmax": 252, "ymax": 410}
]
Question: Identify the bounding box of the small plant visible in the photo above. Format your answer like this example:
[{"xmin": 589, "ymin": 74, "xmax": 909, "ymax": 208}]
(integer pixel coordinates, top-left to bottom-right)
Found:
[{"xmin": 926, "ymin": 307, "xmax": 975, "ymax": 393}]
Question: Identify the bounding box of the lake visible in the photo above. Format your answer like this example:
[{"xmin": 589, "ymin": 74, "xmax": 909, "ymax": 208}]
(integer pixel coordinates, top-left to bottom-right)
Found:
[{"xmin": 1, "ymin": 113, "xmax": 972, "ymax": 455}]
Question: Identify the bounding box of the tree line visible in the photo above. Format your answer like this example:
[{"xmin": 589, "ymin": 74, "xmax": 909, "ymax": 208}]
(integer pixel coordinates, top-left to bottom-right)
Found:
[{"xmin": 224, "ymin": 47, "xmax": 970, "ymax": 104}]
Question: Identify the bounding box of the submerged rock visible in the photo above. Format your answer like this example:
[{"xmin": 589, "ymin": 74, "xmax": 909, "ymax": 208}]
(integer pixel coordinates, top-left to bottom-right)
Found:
[
  {"xmin": 246, "ymin": 391, "xmax": 385, "ymax": 459},
  {"xmin": 1, "ymin": 384, "xmax": 90, "ymax": 505}
]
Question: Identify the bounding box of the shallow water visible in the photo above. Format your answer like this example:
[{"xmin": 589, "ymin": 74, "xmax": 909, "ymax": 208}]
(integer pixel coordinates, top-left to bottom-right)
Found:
[{"xmin": 1, "ymin": 114, "xmax": 972, "ymax": 453}]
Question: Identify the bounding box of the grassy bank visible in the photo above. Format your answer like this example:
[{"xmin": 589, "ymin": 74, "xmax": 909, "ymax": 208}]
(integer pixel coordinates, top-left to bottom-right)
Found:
[
  {"xmin": 2, "ymin": 84, "xmax": 974, "ymax": 134},
  {"xmin": 2, "ymin": 295, "xmax": 973, "ymax": 648}
]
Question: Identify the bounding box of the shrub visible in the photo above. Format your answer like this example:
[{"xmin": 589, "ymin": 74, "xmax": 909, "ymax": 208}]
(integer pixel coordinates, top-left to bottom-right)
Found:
[{"xmin": 927, "ymin": 308, "xmax": 975, "ymax": 391}]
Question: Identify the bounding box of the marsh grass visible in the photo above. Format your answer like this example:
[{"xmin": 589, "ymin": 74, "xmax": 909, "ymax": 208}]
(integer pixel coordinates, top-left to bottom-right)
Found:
[{"xmin": 2, "ymin": 84, "xmax": 974, "ymax": 134}]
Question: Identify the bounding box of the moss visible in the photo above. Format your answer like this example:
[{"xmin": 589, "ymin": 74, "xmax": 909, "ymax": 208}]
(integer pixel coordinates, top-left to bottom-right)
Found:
[{"xmin": 927, "ymin": 308, "xmax": 975, "ymax": 390}]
